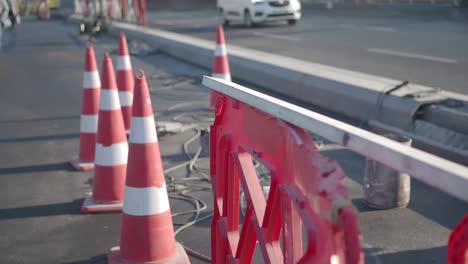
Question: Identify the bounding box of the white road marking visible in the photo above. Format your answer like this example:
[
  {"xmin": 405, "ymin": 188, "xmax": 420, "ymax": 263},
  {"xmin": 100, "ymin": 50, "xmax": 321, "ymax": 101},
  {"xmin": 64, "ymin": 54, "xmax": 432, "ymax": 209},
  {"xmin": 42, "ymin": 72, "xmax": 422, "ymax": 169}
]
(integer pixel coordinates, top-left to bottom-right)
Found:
[
  {"xmin": 363, "ymin": 26, "xmax": 396, "ymax": 32},
  {"xmin": 367, "ymin": 48, "xmax": 458, "ymax": 64},
  {"xmin": 251, "ymin": 31, "xmax": 301, "ymax": 42}
]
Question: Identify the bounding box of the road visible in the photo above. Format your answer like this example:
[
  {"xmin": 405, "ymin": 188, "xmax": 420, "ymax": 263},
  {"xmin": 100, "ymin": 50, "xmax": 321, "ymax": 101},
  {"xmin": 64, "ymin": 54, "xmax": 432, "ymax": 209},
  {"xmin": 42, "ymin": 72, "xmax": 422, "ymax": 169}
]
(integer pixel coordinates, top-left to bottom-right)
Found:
[
  {"xmin": 0, "ymin": 18, "xmax": 214, "ymax": 264},
  {"xmin": 147, "ymin": 5, "xmax": 468, "ymax": 94},
  {"xmin": 1, "ymin": 17, "xmax": 468, "ymax": 264}
]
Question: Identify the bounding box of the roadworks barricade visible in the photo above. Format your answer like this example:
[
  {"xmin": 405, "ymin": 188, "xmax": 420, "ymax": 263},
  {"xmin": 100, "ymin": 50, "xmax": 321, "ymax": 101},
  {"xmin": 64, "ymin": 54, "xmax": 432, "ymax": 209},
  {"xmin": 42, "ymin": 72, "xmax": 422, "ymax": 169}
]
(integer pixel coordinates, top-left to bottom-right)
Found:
[
  {"xmin": 203, "ymin": 76, "xmax": 468, "ymax": 264},
  {"xmin": 208, "ymin": 79, "xmax": 364, "ymax": 263}
]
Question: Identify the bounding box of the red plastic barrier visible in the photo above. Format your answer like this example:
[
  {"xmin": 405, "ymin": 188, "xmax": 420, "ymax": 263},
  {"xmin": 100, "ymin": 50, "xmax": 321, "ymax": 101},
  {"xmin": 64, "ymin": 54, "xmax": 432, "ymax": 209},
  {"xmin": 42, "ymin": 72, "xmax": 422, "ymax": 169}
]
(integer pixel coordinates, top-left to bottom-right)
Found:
[
  {"xmin": 132, "ymin": 0, "xmax": 147, "ymax": 26},
  {"xmin": 118, "ymin": 0, "xmax": 128, "ymax": 19},
  {"xmin": 210, "ymin": 95, "xmax": 364, "ymax": 263},
  {"xmin": 80, "ymin": 0, "xmax": 91, "ymax": 16},
  {"xmin": 448, "ymin": 215, "xmax": 468, "ymax": 264}
]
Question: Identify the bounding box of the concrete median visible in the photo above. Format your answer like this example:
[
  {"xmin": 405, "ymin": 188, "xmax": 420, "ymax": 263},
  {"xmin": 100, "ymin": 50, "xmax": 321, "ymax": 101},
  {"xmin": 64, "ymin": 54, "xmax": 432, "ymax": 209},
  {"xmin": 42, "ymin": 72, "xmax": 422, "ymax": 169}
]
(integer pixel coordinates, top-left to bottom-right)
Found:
[{"xmin": 68, "ymin": 14, "xmax": 468, "ymax": 164}]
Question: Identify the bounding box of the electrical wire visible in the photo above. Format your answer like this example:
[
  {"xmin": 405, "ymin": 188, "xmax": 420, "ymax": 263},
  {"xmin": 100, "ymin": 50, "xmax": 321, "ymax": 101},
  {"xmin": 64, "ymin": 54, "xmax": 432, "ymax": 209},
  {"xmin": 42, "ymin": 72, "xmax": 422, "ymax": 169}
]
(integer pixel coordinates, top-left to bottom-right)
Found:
[
  {"xmin": 154, "ymin": 101, "xmax": 214, "ymax": 262},
  {"xmin": 183, "ymin": 245, "xmax": 212, "ymax": 263}
]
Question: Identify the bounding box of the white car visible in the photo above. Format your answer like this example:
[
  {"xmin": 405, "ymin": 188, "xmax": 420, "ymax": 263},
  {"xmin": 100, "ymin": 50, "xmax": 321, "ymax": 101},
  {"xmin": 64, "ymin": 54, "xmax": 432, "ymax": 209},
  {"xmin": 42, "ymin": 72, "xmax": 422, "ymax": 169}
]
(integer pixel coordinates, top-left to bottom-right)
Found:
[{"xmin": 217, "ymin": 0, "xmax": 302, "ymax": 27}]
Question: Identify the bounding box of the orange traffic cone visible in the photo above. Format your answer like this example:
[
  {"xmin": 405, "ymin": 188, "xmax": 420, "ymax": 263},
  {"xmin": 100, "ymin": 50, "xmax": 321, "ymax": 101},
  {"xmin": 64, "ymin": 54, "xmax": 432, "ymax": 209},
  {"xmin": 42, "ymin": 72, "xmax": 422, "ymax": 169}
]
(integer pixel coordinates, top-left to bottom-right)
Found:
[
  {"xmin": 69, "ymin": 44, "xmax": 101, "ymax": 171},
  {"xmin": 81, "ymin": 53, "xmax": 128, "ymax": 214},
  {"xmin": 210, "ymin": 25, "xmax": 231, "ymax": 108},
  {"xmin": 108, "ymin": 71, "xmax": 190, "ymax": 264},
  {"xmin": 116, "ymin": 32, "xmax": 134, "ymax": 133}
]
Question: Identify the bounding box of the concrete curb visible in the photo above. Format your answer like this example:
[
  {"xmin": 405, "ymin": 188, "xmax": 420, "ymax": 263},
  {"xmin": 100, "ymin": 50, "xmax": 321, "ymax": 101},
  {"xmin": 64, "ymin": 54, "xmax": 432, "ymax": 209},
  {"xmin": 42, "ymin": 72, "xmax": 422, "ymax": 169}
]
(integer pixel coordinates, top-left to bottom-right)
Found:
[{"xmin": 68, "ymin": 14, "xmax": 468, "ymax": 164}]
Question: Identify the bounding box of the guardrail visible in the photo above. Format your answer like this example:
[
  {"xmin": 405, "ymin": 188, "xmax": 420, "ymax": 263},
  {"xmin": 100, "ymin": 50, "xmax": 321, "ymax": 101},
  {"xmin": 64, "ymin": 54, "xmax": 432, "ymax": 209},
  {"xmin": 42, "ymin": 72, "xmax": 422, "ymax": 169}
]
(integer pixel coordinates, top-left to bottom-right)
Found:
[
  {"xmin": 104, "ymin": 19, "xmax": 468, "ymax": 163},
  {"xmin": 67, "ymin": 14, "xmax": 468, "ymax": 165},
  {"xmin": 203, "ymin": 76, "xmax": 468, "ymax": 204},
  {"xmin": 203, "ymin": 75, "xmax": 468, "ymax": 263}
]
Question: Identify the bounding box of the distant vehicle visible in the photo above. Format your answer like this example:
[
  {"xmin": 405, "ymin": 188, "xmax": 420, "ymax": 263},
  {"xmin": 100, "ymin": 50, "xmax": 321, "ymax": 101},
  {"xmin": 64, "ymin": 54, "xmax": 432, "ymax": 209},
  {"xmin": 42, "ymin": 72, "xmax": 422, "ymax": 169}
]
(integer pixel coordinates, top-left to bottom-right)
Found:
[{"xmin": 217, "ymin": 0, "xmax": 301, "ymax": 27}]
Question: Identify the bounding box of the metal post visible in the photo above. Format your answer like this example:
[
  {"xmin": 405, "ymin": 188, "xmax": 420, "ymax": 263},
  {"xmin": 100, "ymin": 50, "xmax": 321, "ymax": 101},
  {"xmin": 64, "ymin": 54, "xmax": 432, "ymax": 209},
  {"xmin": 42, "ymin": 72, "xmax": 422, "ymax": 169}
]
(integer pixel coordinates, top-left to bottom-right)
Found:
[{"xmin": 363, "ymin": 134, "xmax": 412, "ymax": 209}]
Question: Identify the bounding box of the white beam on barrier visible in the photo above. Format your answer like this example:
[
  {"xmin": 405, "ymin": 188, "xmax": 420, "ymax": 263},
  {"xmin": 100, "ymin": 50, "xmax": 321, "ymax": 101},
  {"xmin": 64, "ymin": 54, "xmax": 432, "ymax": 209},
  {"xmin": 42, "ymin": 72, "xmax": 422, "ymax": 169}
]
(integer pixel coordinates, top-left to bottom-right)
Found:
[{"xmin": 203, "ymin": 76, "xmax": 468, "ymax": 204}]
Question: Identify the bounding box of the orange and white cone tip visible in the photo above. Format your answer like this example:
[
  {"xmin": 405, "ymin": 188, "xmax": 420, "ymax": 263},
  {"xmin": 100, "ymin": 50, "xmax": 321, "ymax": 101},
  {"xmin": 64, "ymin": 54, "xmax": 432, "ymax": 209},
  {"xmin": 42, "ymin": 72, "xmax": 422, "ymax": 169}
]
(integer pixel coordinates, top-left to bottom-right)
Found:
[
  {"xmin": 212, "ymin": 25, "xmax": 231, "ymax": 81},
  {"xmin": 81, "ymin": 53, "xmax": 128, "ymax": 214},
  {"xmin": 116, "ymin": 32, "xmax": 134, "ymax": 133},
  {"xmin": 210, "ymin": 25, "xmax": 231, "ymax": 108},
  {"xmin": 108, "ymin": 71, "xmax": 189, "ymax": 264},
  {"xmin": 69, "ymin": 43, "xmax": 101, "ymax": 171}
]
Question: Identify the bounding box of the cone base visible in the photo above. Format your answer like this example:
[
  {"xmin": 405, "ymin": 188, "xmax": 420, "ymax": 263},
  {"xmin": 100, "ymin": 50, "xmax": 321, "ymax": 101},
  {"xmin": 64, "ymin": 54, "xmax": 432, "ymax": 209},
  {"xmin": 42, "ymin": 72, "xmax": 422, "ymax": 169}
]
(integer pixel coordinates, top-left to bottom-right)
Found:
[
  {"xmin": 81, "ymin": 195, "xmax": 123, "ymax": 214},
  {"xmin": 108, "ymin": 243, "xmax": 190, "ymax": 264},
  {"xmin": 68, "ymin": 156, "xmax": 95, "ymax": 172}
]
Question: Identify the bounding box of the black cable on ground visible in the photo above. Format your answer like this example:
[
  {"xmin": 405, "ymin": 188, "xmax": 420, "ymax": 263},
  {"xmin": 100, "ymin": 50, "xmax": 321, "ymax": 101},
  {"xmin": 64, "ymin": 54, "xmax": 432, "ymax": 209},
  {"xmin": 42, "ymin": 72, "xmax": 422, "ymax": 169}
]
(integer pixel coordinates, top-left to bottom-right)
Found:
[{"xmin": 155, "ymin": 101, "xmax": 214, "ymax": 262}]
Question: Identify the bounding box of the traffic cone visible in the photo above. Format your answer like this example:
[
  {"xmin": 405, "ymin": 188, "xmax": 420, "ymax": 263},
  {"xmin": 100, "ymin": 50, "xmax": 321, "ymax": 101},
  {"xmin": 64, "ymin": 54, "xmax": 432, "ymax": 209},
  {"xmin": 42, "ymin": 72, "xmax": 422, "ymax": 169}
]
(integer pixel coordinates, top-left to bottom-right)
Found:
[
  {"xmin": 210, "ymin": 25, "xmax": 231, "ymax": 108},
  {"xmin": 69, "ymin": 44, "xmax": 101, "ymax": 171},
  {"xmin": 108, "ymin": 71, "xmax": 190, "ymax": 264},
  {"xmin": 81, "ymin": 53, "xmax": 128, "ymax": 214},
  {"xmin": 116, "ymin": 32, "xmax": 134, "ymax": 134}
]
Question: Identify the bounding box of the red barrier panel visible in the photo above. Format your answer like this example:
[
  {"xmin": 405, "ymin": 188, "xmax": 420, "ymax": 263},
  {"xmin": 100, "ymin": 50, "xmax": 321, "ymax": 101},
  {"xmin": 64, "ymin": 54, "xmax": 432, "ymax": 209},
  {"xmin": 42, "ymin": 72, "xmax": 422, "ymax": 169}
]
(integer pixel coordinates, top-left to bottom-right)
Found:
[
  {"xmin": 210, "ymin": 95, "xmax": 364, "ymax": 263},
  {"xmin": 132, "ymin": 0, "xmax": 147, "ymax": 26},
  {"xmin": 448, "ymin": 215, "xmax": 468, "ymax": 264}
]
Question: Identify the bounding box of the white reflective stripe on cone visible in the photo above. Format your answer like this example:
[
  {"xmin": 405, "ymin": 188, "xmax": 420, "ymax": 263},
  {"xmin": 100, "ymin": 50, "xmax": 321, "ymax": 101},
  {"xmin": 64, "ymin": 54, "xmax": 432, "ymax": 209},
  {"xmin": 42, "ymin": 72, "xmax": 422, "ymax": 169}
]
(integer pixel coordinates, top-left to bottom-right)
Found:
[
  {"xmin": 129, "ymin": 116, "xmax": 158, "ymax": 144},
  {"xmin": 80, "ymin": 114, "xmax": 98, "ymax": 133},
  {"xmin": 123, "ymin": 184, "xmax": 170, "ymax": 216},
  {"xmin": 99, "ymin": 89, "xmax": 121, "ymax": 110},
  {"xmin": 95, "ymin": 142, "xmax": 129, "ymax": 166},
  {"xmin": 116, "ymin": 56, "xmax": 132, "ymax": 70},
  {"xmin": 118, "ymin": 91, "xmax": 134, "ymax": 107},
  {"xmin": 83, "ymin": 71, "xmax": 101, "ymax": 88},
  {"xmin": 212, "ymin": 73, "xmax": 231, "ymax": 82},
  {"xmin": 214, "ymin": 44, "xmax": 227, "ymax": 57}
]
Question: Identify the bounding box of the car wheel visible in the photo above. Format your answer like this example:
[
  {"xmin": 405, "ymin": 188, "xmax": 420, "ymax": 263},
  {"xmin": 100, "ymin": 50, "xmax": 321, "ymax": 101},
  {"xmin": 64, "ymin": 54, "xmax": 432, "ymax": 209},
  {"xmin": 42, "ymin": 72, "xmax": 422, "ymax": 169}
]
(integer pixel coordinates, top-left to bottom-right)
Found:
[
  {"xmin": 220, "ymin": 9, "xmax": 230, "ymax": 26},
  {"xmin": 288, "ymin": 19, "xmax": 297, "ymax": 26},
  {"xmin": 244, "ymin": 10, "xmax": 253, "ymax": 28}
]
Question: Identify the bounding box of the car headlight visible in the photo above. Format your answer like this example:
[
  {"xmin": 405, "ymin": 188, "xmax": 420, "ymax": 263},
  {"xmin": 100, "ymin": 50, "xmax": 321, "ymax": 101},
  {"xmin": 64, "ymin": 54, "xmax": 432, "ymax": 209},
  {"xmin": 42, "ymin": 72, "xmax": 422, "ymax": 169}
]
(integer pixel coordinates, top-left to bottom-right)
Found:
[{"xmin": 294, "ymin": 2, "xmax": 302, "ymax": 11}]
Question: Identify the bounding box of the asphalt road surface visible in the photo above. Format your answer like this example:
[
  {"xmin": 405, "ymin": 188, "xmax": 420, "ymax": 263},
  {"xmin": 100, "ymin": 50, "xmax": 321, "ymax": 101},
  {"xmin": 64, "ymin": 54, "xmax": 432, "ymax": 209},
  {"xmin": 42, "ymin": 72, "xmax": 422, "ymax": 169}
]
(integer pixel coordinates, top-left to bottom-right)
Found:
[
  {"xmin": 147, "ymin": 5, "xmax": 468, "ymax": 94},
  {"xmin": 1, "ymin": 17, "xmax": 468, "ymax": 264}
]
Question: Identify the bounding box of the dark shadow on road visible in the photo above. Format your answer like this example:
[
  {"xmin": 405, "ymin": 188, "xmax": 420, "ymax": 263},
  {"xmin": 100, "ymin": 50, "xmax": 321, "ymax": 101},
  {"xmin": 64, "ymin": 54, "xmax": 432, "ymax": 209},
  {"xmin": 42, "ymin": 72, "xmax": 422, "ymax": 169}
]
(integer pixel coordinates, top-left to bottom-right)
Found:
[
  {"xmin": 365, "ymin": 246, "xmax": 446, "ymax": 264},
  {"xmin": 170, "ymin": 26, "xmax": 217, "ymax": 35},
  {"xmin": 146, "ymin": 0, "xmax": 215, "ymax": 11},
  {"xmin": 351, "ymin": 198, "xmax": 378, "ymax": 213},
  {"xmin": 169, "ymin": 22, "xmax": 294, "ymax": 35},
  {"xmin": 0, "ymin": 115, "xmax": 79, "ymax": 124},
  {"xmin": 0, "ymin": 162, "xmax": 73, "ymax": 175},
  {"xmin": 0, "ymin": 198, "xmax": 84, "ymax": 220},
  {"xmin": 0, "ymin": 133, "xmax": 80, "ymax": 143},
  {"xmin": 408, "ymin": 179, "xmax": 468, "ymax": 230},
  {"xmin": 62, "ymin": 254, "xmax": 107, "ymax": 264},
  {"xmin": 320, "ymin": 148, "xmax": 365, "ymax": 184}
]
